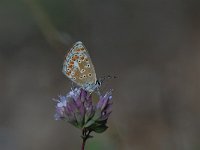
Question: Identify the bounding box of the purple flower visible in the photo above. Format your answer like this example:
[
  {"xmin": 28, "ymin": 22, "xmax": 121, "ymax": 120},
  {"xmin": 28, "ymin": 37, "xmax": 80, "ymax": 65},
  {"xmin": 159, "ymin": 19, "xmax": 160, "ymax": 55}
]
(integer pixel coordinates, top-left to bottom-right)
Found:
[{"xmin": 54, "ymin": 88, "xmax": 113, "ymax": 133}]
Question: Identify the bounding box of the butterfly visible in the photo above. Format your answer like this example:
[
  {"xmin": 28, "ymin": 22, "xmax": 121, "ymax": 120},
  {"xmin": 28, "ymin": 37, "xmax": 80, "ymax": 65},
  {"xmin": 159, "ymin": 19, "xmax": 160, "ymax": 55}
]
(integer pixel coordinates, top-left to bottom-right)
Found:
[{"xmin": 62, "ymin": 41, "xmax": 101, "ymax": 92}]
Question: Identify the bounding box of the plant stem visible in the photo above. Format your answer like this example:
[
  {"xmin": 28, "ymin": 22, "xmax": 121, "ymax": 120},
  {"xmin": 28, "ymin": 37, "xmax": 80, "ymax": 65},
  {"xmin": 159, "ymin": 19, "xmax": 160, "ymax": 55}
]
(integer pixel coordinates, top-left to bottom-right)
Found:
[
  {"xmin": 81, "ymin": 138, "xmax": 86, "ymax": 150},
  {"xmin": 81, "ymin": 128, "xmax": 92, "ymax": 150}
]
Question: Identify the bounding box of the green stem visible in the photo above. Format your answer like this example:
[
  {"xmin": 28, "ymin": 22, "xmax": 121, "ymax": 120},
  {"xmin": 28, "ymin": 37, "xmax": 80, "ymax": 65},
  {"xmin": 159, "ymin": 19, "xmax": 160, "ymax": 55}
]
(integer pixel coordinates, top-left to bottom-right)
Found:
[{"xmin": 81, "ymin": 128, "xmax": 91, "ymax": 150}]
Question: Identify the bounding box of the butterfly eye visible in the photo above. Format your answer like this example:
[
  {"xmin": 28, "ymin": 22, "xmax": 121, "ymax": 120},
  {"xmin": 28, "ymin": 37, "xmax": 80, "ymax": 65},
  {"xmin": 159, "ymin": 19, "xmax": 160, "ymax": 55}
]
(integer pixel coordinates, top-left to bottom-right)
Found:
[
  {"xmin": 83, "ymin": 75, "xmax": 86, "ymax": 78},
  {"xmin": 67, "ymin": 68, "xmax": 71, "ymax": 71},
  {"xmin": 79, "ymin": 76, "xmax": 83, "ymax": 79},
  {"xmin": 73, "ymin": 77, "xmax": 76, "ymax": 80},
  {"xmin": 78, "ymin": 60, "xmax": 81, "ymax": 63},
  {"xmin": 88, "ymin": 73, "xmax": 92, "ymax": 77}
]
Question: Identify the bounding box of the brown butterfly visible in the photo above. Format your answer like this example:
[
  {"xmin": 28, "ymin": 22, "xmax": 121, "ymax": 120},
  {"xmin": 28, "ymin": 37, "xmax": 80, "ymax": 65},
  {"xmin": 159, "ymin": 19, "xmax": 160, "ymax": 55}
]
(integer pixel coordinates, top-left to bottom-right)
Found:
[{"xmin": 62, "ymin": 41, "xmax": 100, "ymax": 92}]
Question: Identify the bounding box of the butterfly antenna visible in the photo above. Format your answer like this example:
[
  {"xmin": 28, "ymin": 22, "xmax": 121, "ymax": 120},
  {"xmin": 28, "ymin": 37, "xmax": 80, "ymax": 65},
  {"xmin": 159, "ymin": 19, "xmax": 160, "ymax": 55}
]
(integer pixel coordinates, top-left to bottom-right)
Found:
[{"xmin": 99, "ymin": 75, "xmax": 118, "ymax": 84}]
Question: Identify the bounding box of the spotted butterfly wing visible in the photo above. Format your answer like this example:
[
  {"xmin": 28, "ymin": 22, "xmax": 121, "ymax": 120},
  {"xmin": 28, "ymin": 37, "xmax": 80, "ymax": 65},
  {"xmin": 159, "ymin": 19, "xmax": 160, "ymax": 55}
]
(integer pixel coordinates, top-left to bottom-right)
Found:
[{"xmin": 62, "ymin": 41, "xmax": 97, "ymax": 92}]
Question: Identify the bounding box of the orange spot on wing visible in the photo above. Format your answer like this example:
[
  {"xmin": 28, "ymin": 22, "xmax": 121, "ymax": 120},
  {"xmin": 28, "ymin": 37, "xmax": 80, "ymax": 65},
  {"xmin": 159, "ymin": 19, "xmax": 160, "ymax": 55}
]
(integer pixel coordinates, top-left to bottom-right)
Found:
[
  {"xmin": 70, "ymin": 61, "xmax": 74, "ymax": 64},
  {"xmin": 67, "ymin": 71, "xmax": 71, "ymax": 76},
  {"xmin": 74, "ymin": 71, "xmax": 79, "ymax": 76},
  {"xmin": 68, "ymin": 65, "xmax": 73, "ymax": 68},
  {"xmin": 75, "ymin": 55, "xmax": 79, "ymax": 59},
  {"xmin": 72, "ymin": 56, "xmax": 79, "ymax": 61}
]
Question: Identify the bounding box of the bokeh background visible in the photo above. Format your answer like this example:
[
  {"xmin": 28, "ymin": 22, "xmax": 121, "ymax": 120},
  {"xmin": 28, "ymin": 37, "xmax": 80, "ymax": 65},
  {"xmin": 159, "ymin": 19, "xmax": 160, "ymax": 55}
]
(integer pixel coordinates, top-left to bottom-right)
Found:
[{"xmin": 1, "ymin": 0, "xmax": 200, "ymax": 149}]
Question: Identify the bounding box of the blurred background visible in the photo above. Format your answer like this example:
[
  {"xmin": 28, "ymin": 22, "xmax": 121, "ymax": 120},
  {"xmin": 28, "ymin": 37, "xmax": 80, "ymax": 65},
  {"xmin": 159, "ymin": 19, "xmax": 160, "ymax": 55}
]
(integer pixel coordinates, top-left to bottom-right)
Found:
[{"xmin": 1, "ymin": 0, "xmax": 200, "ymax": 149}]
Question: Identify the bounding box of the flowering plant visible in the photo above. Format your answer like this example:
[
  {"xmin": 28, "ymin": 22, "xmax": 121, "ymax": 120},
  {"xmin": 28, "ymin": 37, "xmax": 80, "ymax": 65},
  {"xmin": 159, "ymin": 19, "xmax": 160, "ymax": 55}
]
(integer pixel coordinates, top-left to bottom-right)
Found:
[{"xmin": 54, "ymin": 88, "xmax": 113, "ymax": 149}]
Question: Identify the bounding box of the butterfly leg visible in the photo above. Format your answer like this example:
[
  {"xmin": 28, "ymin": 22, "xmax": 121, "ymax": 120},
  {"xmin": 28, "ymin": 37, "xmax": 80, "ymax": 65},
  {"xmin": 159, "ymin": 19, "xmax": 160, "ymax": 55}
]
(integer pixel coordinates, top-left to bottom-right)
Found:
[
  {"xmin": 71, "ymin": 81, "xmax": 76, "ymax": 90},
  {"xmin": 96, "ymin": 87, "xmax": 101, "ymax": 96}
]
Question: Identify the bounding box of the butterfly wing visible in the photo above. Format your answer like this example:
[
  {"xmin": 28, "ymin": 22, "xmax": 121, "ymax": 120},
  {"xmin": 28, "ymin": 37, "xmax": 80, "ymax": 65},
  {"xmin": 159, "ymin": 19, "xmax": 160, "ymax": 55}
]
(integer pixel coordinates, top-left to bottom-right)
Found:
[{"xmin": 62, "ymin": 41, "xmax": 97, "ymax": 89}]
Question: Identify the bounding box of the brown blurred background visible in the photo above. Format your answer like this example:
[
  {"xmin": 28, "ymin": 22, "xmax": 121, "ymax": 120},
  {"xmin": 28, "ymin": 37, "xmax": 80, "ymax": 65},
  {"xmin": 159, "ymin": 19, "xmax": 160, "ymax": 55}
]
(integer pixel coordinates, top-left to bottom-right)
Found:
[{"xmin": 1, "ymin": 0, "xmax": 200, "ymax": 149}]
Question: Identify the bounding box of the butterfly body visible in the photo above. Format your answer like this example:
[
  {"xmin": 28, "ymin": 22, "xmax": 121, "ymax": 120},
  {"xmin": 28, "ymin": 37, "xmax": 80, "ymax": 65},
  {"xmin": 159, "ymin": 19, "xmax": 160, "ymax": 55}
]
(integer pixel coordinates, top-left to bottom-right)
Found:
[{"xmin": 62, "ymin": 41, "xmax": 98, "ymax": 92}]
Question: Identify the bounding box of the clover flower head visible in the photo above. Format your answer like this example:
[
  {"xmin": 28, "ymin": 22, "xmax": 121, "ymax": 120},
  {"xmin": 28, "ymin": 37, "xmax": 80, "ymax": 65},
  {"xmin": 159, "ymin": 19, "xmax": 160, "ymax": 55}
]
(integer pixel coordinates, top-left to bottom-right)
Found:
[{"xmin": 54, "ymin": 88, "xmax": 113, "ymax": 133}]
